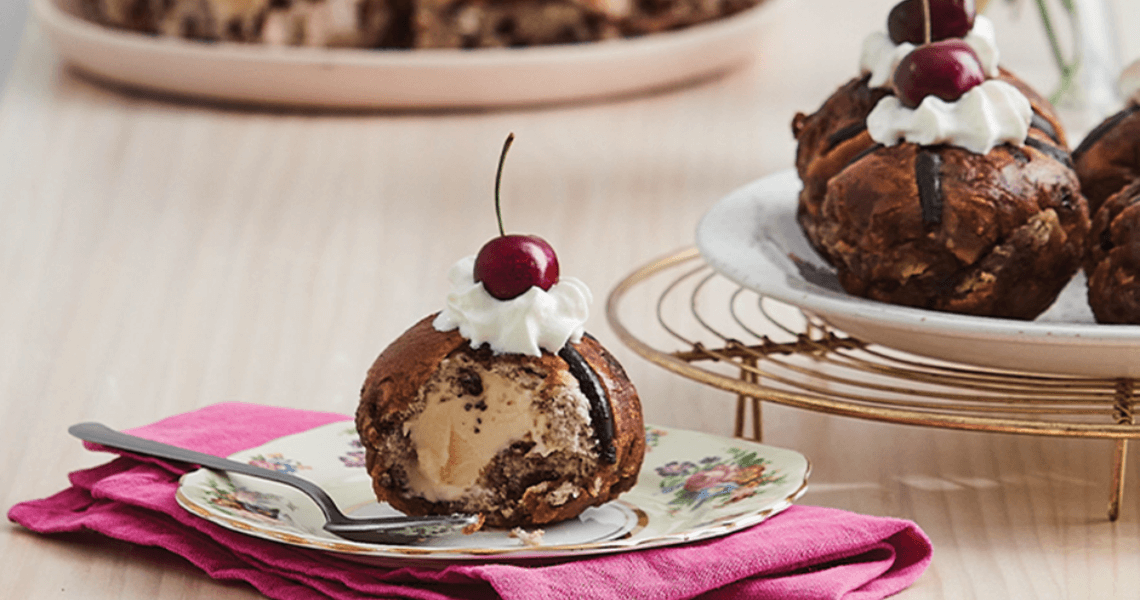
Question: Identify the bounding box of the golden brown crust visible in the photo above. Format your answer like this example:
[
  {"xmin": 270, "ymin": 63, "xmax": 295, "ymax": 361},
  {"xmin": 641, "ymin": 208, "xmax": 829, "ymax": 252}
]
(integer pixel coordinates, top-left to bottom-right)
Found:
[
  {"xmin": 355, "ymin": 314, "xmax": 645, "ymax": 527},
  {"xmin": 508, "ymin": 334, "xmax": 646, "ymax": 523},
  {"xmin": 358, "ymin": 315, "xmax": 466, "ymax": 422},
  {"xmin": 573, "ymin": 333, "xmax": 646, "ymax": 497},
  {"xmin": 790, "ymin": 63, "xmax": 1084, "ymax": 320},
  {"xmin": 1073, "ymin": 103, "xmax": 1140, "ymax": 214},
  {"xmin": 816, "ymin": 140, "xmax": 1089, "ymax": 319},
  {"xmin": 1084, "ymin": 180, "xmax": 1140, "ymax": 323},
  {"xmin": 791, "ymin": 70, "xmax": 1066, "ymax": 265},
  {"xmin": 792, "ymin": 74, "xmax": 890, "ymax": 262},
  {"xmin": 356, "ymin": 314, "xmax": 464, "ymax": 509}
]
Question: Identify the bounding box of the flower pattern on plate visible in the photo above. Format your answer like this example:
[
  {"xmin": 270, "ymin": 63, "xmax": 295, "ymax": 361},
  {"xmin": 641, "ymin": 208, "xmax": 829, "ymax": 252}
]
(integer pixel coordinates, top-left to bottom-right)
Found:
[
  {"xmin": 645, "ymin": 427, "xmax": 668, "ymax": 450},
  {"xmin": 246, "ymin": 452, "xmax": 310, "ymax": 474},
  {"xmin": 655, "ymin": 447, "xmax": 785, "ymax": 515},
  {"xmin": 340, "ymin": 437, "xmax": 366, "ymax": 469},
  {"xmin": 203, "ymin": 477, "xmax": 297, "ymax": 526},
  {"xmin": 178, "ymin": 421, "xmax": 809, "ymax": 559}
]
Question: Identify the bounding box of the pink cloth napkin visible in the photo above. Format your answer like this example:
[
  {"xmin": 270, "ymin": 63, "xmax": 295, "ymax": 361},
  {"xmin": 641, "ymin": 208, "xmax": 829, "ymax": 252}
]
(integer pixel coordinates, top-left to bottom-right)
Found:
[{"xmin": 9, "ymin": 403, "xmax": 931, "ymax": 600}]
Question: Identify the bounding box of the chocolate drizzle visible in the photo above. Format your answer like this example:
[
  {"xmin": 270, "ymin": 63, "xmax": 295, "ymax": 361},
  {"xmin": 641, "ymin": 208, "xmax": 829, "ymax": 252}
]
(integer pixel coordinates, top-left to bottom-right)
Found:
[
  {"xmin": 1072, "ymin": 103, "xmax": 1140, "ymax": 159},
  {"xmin": 842, "ymin": 143, "xmax": 884, "ymax": 171},
  {"xmin": 558, "ymin": 343, "xmax": 617, "ymax": 464},
  {"xmin": 1029, "ymin": 112, "xmax": 1062, "ymax": 145},
  {"xmin": 824, "ymin": 122, "xmax": 867, "ymax": 153},
  {"xmin": 1007, "ymin": 145, "xmax": 1031, "ymax": 164},
  {"xmin": 915, "ymin": 150, "xmax": 943, "ymax": 225},
  {"xmin": 1025, "ymin": 137, "xmax": 1075, "ymax": 169}
]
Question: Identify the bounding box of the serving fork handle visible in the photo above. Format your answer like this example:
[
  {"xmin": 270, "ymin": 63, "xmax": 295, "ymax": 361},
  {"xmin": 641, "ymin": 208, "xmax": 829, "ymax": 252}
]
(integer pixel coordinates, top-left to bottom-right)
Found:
[{"xmin": 68, "ymin": 421, "xmax": 351, "ymax": 523}]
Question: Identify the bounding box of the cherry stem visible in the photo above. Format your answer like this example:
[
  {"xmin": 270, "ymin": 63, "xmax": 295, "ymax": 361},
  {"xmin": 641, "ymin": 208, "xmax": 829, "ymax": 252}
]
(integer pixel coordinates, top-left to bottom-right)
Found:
[
  {"xmin": 922, "ymin": 0, "xmax": 931, "ymax": 44},
  {"xmin": 494, "ymin": 133, "xmax": 515, "ymax": 238}
]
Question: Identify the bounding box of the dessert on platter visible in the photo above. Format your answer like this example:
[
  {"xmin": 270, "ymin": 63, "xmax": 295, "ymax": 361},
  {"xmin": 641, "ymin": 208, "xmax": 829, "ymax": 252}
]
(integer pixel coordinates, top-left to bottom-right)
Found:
[
  {"xmin": 78, "ymin": 0, "xmax": 404, "ymax": 47},
  {"xmin": 1072, "ymin": 60, "xmax": 1140, "ymax": 215},
  {"xmin": 792, "ymin": 0, "xmax": 1067, "ymax": 265},
  {"xmin": 78, "ymin": 0, "xmax": 767, "ymax": 48},
  {"xmin": 1074, "ymin": 59, "xmax": 1140, "ymax": 324},
  {"xmin": 791, "ymin": 0, "xmax": 1089, "ymax": 319},
  {"xmin": 355, "ymin": 135, "xmax": 645, "ymax": 528},
  {"xmin": 1084, "ymin": 179, "xmax": 1140, "ymax": 324}
]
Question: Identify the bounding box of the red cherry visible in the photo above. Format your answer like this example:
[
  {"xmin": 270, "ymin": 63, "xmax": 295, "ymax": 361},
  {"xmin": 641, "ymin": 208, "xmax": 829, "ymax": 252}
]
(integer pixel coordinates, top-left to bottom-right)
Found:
[
  {"xmin": 473, "ymin": 235, "xmax": 560, "ymax": 300},
  {"xmin": 471, "ymin": 132, "xmax": 561, "ymax": 300},
  {"xmin": 893, "ymin": 39, "xmax": 985, "ymax": 108},
  {"xmin": 887, "ymin": 0, "xmax": 975, "ymax": 45}
]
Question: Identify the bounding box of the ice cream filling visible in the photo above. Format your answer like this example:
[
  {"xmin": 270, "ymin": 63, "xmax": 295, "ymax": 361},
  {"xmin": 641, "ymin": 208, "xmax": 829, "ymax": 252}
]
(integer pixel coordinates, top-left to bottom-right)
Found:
[{"xmin": 401, "ymin": 353, "xmax": 594, "ymax": 503}]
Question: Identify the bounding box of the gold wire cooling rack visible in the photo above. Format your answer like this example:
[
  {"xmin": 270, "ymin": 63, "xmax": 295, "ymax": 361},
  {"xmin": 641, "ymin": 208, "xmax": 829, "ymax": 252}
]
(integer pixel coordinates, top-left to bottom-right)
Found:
[{"xmin": 606, "ymin": 247, "xmax": 1140, "ymax": 521}]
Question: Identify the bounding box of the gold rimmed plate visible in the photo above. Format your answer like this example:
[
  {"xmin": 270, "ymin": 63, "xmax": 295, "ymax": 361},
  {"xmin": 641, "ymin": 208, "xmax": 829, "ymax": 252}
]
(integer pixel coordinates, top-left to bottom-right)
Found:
[{"xmin": 176, "ymin": 421, "xmax": 809, "ymax": 563}]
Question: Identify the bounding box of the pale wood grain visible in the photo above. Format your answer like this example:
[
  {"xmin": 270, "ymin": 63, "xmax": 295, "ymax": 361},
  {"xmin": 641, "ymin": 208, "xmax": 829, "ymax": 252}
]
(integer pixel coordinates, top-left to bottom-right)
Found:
[{"xmin": 3, "ymin": 0, "xmax": 1139, "ymax": 597}]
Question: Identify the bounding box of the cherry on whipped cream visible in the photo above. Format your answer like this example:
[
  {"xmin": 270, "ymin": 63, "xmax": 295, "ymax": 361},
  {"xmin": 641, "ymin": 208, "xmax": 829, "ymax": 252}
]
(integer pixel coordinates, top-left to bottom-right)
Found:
[
  {"xmin": 474, "ymin": 235, "xmax": 560, "ymax": 300},
  {"xmin": 893, "ymin": 39, "xmax": 986, "ymax": 108},
  {"xmin": 472, "ymin": 133, "xmax": 561, "ymax": 301}
]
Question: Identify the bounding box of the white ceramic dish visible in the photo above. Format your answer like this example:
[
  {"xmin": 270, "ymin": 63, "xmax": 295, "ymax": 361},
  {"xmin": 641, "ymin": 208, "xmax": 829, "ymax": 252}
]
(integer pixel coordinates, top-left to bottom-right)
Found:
[
  {"xmin": 177, "ymin": 421, "xmax": 809, "ymax": 563},
  {"xmin": 34, "ymin": 0, "xmax": 791, "ymax": 109},
  {"xmin": 695, "ymin": 169, "xmax": 1140, "ymax": 378}
]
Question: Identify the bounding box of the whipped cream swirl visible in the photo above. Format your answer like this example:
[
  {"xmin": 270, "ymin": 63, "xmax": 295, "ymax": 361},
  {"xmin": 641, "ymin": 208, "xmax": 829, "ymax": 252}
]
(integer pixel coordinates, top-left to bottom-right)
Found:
[
  {"xmin": 432, "ymin": 255, "xmax": 591, "ymax": 357},
  {"xmin": 867, "ymin": 79, "xmax": 1032, "ymax": 154},
  {"xmin": 861, "ymin": 35, "xmax": 916, "ymax": 89},
  {"xmin": 860, "ymin": 15, "xmax": 1000, "ymax": 88}
]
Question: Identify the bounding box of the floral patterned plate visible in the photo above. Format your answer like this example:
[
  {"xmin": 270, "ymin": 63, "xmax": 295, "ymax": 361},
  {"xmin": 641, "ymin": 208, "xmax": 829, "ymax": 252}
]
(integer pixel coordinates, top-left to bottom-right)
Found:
[{"xmin": 176, "ymin": 422, "xmax": 809, "ymax": 562}]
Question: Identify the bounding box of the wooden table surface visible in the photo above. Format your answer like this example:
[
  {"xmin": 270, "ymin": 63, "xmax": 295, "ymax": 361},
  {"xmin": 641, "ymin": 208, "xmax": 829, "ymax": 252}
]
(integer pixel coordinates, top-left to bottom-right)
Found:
[{"xmin": 3, "ymin": 0, "xmax": 1140, "ymax": 597}]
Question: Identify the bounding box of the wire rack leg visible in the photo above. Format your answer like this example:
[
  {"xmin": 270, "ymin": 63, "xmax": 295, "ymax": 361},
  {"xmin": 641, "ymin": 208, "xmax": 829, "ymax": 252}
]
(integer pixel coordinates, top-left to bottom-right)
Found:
[
  {"xmin": 1110, "ymin": 380, "xmax": 1135, "ymax": 521},
  {"xmin": 734, "ymin": 393, "xmax": 746, "ymax": 438},
  {"xmin": 734, "ymin": 358, "xmax": 762, "ymax": 442},
  {"xmin": 752, "ymin": 395, "xmax": 763, "ymax": 443},
  {"xmin": 1111, "ymin": 439, "xmax": 1128, "ymax": 521}
]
